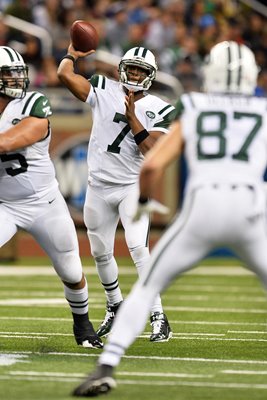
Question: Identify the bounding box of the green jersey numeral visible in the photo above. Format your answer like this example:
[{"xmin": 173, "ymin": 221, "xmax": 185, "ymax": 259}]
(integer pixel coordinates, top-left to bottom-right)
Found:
[{"xmin": 197, "ymin": 111, "xmax": 262, "ymax": 161}]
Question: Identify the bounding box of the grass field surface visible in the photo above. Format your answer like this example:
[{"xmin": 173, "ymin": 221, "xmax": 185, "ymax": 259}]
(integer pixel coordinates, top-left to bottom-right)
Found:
[{"xmin": 0, "ymin": 257, "xmax": 266, "ymax": 400}]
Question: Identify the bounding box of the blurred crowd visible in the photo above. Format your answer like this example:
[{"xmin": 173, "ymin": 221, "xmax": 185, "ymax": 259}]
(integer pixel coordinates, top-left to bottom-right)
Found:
[{"xmin": 0, "ymin": 0, "xmax": 267, "ymax": 95}]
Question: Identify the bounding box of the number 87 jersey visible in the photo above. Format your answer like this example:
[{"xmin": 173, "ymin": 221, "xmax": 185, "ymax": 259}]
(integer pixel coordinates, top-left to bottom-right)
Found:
[{"xmin": 176, "ymin": 92, "xmax": 267, "ymax": 190}]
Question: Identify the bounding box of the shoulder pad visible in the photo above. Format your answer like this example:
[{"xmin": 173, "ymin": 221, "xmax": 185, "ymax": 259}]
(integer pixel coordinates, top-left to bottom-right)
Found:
[
  {"xmin": 22, "ymin": 92, "xmax": 52, "ymax": 118},
  {"xmin": 90, "ymin": 74, "xmax": 106, "ymax": 89}
]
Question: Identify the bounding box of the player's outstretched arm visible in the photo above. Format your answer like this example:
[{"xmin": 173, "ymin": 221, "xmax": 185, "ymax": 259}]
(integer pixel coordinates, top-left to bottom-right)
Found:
[
  {"xmin": 57, "ymin": 43, "xmax": 94, "ymax": 102},
  {"xmin": 132, "ymin": 120, "xmax": 183, "ymax": 222},
  {"xmin": 140, "ymin": 120, "xmax": 183, "ymax": 198}
]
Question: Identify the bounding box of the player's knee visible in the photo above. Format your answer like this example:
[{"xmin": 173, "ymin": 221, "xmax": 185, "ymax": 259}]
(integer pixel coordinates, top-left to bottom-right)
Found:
[
  {"xmin": 94, "ymin": 253, "xmax": 113, "ymax": 267},
  {"xmin": 50, "ymin": 220, "xmax": 79, "ymax": 253},
  {"xmin": 88, "ymin": 231, "xmax": 110, "ymax": 258},
  {"xmin": 54, "ymin": 253, "xmax": 83, "ymax": 284},
  {"xmin": 129, "ymin": 246, "xmax": 150, "ymax": 263},
  {"xmin": 63, "ymin": 274, "xmax": 86, "ymax": 289}
]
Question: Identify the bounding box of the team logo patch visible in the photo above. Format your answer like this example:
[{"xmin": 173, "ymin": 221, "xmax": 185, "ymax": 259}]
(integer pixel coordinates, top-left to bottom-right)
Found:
[
  {"xmin": 146, "ymin": 111, "xmax": 155, "ymax": 119},
  {"xmin": 12, "ymin": 118, "xmax": 21, "ymax": 125}
]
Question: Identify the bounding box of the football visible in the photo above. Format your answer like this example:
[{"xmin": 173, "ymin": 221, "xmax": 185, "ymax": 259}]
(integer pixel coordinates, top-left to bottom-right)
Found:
[{"xmin": 70, "ymin": 20, "xmax": 99, "ymax": 52}]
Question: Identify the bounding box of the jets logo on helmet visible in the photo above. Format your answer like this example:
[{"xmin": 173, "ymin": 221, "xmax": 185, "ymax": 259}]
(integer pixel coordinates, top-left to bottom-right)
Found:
[
  {"xmin": 0, "ymin": 46, "xmax": 30, "ymax": 99},
  {"xmin": 119, "ymin": 47, "xmax": 158, "ymax": 91},
  {"xmin": 202, "ymin": 41, "xmax": 259, "ymax": 95}
]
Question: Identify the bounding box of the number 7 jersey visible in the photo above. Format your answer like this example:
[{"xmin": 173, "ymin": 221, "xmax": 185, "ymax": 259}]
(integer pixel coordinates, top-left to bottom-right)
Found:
[
  {"xmin": 86, "ymin": 75, "xmax": 176, "ymax": 184},
  {"xmin": 176, "ymin": 92, "xmax": 267, "ymax": 190}
]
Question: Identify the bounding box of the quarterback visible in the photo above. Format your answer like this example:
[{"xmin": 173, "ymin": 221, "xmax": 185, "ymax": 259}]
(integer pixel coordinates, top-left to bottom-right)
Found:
[
  {"xmin": 58, "ymin": 45, "xmax": 175, "ymax": 341},
  {"xmin": 72, "ymin": 41, "xmax": 267, "ymax": 397},
  {"xmin": 0, "ymin": 46, "xmax": 102, "ymax": 349}
]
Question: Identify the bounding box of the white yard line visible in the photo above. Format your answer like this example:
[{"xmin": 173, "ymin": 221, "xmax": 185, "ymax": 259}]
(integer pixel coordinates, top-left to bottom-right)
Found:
[
  {"xmin": 0, "ymin": 298, "xmax": 266, "ymax": 313},
  {"xmin": 0, "ymin": 316, "xmax": 266, "ymax": 328},
  {"xmin": 9, "ymin": 370, "xmax": 214, "ymax": 379},
  {"xmin": 2, "ymin": 331, "xmax": 267, "ymax": 343},
  {"xmin": 0, "ymin": 374, "xmax": 266, "ymax": 389},
  {"xmin": 228, "ymin": 330, "xmax": 267, "ymax": 334},
  {"xmin": 222, "ymin": 370, "xmax": 267, "ymax": 375},
  {"xmin": 0, "ymin": 335, "xmax": 47, "ymax": 339},
  {"xmin": 138, "ymin": 335, "xmax": 267, "ymax": 342},
  {"xmin": 0, "ymin": 265, "xmax": 254, "ymax": 276},
  {"xmin": 164, "ymin": 306, "xmax": 266, "ymax": 313},
  {"xmin": 3, "ymin": 350, "xmax": 267, "ymax": 365}
]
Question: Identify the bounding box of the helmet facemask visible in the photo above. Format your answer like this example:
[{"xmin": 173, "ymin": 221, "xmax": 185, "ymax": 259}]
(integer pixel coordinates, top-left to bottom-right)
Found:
[
  {"xmin": 0, "ymin": 64, "xmax": 29, "ymax": 99},
  {"xmin": 0, "ymin": 46, "xmax": 30, "ymax": 99}
]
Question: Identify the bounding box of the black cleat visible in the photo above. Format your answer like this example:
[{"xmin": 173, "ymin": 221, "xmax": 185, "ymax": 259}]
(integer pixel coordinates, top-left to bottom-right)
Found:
[
  {"xmin": 72, "ymin": 364, "xmax": 116, "ymax": 397},
  {"xmin": 74, "ymin": 320, "xmax": 103, "ymax": 349},
  {"xmin": 150, "ymin": 312, "xmax": 172, "ymax": 342},
  {"xmin": 96, "ymin": 301, "xmax": 122, "ymax": 337}
]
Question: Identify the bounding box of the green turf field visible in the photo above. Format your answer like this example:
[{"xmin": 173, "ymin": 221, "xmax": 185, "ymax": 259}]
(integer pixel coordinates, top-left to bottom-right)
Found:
[{"xmin": 0, "ymin": 257, "xmax": 266, "ymax": 400}]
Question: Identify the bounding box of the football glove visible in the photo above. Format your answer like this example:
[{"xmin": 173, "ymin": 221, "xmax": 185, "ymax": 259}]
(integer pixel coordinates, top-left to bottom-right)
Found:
[{"xmin": 132, "ymin": 199, "xmax": 170, "ymax": 222}]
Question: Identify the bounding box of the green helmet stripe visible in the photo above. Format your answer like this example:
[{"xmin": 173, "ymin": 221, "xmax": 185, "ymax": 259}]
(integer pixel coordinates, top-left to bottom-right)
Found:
[
  {"xmin": 2, "ymin": 47, "xmax": 21, "ymax": 62},
  {"xmin": 3, "ymin": 47, "xmax": 15, "ymax": 62},
  {"xmin": 141, "ymin": 48, "xmax": 148, "ymax": 58},
  {"xmin": 133, "ymin": 47, "xmax": 149, "ymax": 58}
]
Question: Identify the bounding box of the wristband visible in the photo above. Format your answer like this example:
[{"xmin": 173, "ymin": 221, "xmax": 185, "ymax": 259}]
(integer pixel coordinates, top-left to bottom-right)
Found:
[
  {"xmin": 139, "ymin": 196, "xmax": 149, "ymax": 204},
  {"xmin": 134, "ymin": 129, "xmax": 149, "ymax": 145},
  {"xmin": 62, "ymin": 54, "xmax": 76, "ymax": 63}
]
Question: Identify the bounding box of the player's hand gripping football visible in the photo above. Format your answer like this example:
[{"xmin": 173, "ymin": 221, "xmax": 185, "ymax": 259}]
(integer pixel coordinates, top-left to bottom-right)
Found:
[{"xmin": 132, "ymin": 199, "xmax": 169, "ymax": 222}]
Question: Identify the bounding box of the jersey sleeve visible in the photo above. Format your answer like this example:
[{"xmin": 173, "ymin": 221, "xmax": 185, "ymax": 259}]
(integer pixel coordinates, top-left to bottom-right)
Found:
[
  {"xmin": 21, "ymin": 92, "xmax": 52, "ymax": 118},
  {"xmin": 153, "ymin": 104, "xmax": 177, "ymax": 131},
  {"xmin": 173, "ymin": 98, "xmax": 185, "ymax": 120},
  {"xmin": 87, "ymin": 74, "xmax": 107, "ymax": 107},
  {"xmin": 90, "ymin": 74, "xmax": 107, "ymax": 90}
]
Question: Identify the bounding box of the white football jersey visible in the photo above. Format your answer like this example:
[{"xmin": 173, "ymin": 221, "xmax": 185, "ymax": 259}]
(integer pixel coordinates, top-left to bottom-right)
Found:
[
  {"xmin": 86, "ymin": 75, "xmax": 176, "ymax": 184},
  {"xmin": 0, "ymin": 91, "xmax": 58, "ymax": 202},
  {"xmin": 177, "ymin": 92, "xmax": 267, "ymax": 191}
]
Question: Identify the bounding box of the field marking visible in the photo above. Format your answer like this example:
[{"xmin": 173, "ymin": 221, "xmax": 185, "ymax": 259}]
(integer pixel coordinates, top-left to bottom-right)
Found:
[
  {"xmin": 166, "ymin": 295, "xmax": 266, "ymax": 302},
  {"xmin": 168, "ymin": 285, "xmax": 263, "ymax": 293},
  {"xmin": 228, "ymin": 330, "xmax": 267, "ymax": 334},
  {"xmin": 1, "ymin": 330, "xmax": 267, "ymax": 343},
  {"xmin": 0, "ymin": 265, "xmax": 254, "ymax": 276},
  {"xmin": 0, "ymin": 374, "xmax": 266, "ymax": 390},
  {"xmin": 0, "ymin": 331, "xmax": 72, "ymax": 336},
  {"xmin": 2, "ymin": 333, "xmax": 267, "ymax": 343},
  {"xmin": 0, "ymin": 334, "xmax": 47, "ymax": 339},
  {"xmin": 164, "ymin": 306, "xmax": 266, "ymax": 313},
  {"xmin": 3, "ymin": 350, "xmax": 267, "ymax": 365},
  {"xmin": 9, "ymin": 370, "xmax": 214, "ymax": 379},
  {"xmin": 116, "ymin": 380, "xmax": 267, "ymax": 389},
  {"xmin": 222, "ymin": 370, "xmax": 267, "ymax": 375},
  {"xmin": 0, "ymin": 354, "xmax": 29, "ymax": 366},
  {"xmin": 0, "ymin": 298, "xmax": 266, "ymax": 313},
  {"xmin": 139, "ymin": 335, "xmax": 267, "ymax": 342},
  {"xmin": 0, "ymin": 282, "xmax": 263, "ymax": 293},
  {"xmin": 0, "ymin": 316, "xmax": 266, "ymax": 328},
  {"xmin": 1, "ymin": 291, "xmax": 266, "ymax": 303}
]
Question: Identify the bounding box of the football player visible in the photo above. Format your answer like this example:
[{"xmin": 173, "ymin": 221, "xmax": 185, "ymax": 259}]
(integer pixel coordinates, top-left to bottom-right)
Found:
[
  {"xmin": 72, "ymin": 41, "xmax": 267, "ymax": 396},
  {"xmin": 58, "ymin": 45, "xmax": 175, "ymax": 342},
  {"xmin": 0, "ymin": 46, "xmax": 102, "ymax": 349}
]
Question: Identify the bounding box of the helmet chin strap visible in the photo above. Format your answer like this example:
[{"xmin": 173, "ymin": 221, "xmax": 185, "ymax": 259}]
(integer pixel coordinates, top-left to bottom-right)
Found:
[{"xmin": 122, "ymin": 82, "xmax": 149, "ymax": 92}]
